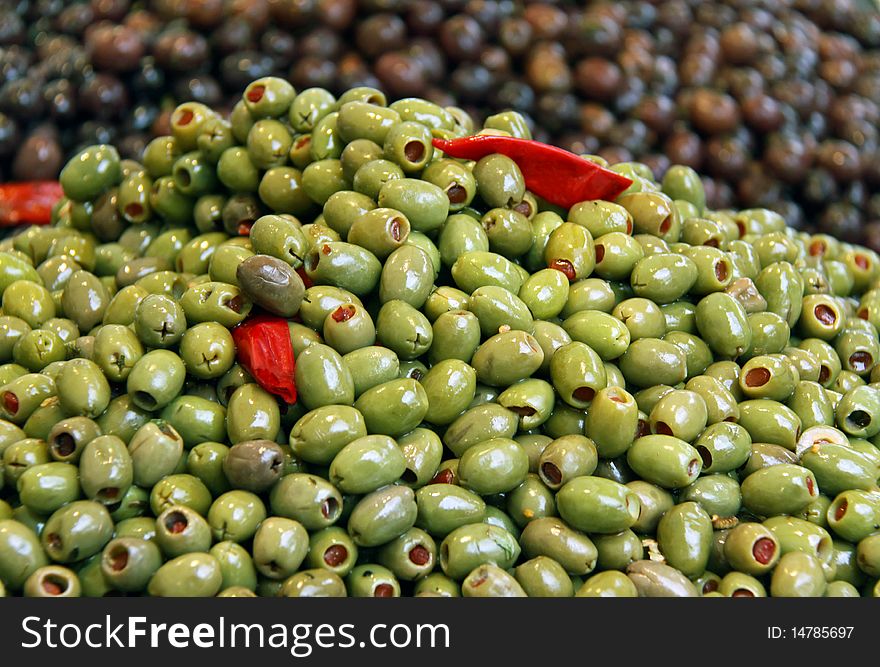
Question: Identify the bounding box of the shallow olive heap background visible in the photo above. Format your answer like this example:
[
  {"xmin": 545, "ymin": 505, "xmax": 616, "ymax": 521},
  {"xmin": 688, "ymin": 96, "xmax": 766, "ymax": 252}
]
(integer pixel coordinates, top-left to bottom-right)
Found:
[
  {"xmin": 1, "ymin": 74, "xmax": 880, "ymax": 597},
  {"xmin": 1, "ymin": 0, "xmax": 880, "ymax": 246}
]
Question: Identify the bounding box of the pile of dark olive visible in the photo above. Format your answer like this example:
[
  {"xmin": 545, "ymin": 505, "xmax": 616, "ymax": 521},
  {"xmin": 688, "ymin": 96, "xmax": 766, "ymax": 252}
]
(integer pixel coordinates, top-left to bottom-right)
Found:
[
  {"xmin": 2, "ymin": 0, "xmax": 880, "ymax": 247},
  {"xmin": 1, "ymin": 77, "xmax": 880, "ymax": 598}
]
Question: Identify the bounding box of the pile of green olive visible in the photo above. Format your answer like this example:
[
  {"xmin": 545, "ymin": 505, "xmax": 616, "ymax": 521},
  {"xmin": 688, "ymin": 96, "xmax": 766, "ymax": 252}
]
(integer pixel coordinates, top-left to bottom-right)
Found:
[{"xmin": 1, "ymin": 77, "xmax": 879, "ymax": 598}]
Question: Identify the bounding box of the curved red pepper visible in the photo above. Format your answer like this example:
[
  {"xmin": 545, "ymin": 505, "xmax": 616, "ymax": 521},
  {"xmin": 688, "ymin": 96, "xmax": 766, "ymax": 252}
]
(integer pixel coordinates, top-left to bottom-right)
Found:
[
  {"xmin": 432, "ymin": 136, "xmax": 632, "ymax": 209},
  {"xmin": 232, "ymin": 314, "xmax": 297, "ymax": 404},
  {"xmin": 0, "ymin": 182, "xmax": 64, "ymax": 226}
]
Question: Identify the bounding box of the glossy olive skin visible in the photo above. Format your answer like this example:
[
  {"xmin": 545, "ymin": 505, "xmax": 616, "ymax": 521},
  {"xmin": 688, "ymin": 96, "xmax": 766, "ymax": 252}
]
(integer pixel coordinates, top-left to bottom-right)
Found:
[
  {"xmin": 440, "ymin": 523, "xmax": 521, "ymax": 581},
  {"xmin": 657, "ymin": 502, "xmax": 713, "ymax": 577},
  {"xmin": 626, "ymin": 560, "xmax": 699, "ymax": 597},
  {"xmin": 347, "ymin": 486, "xmax": 417, "ymax": 548},
  {"xmin": 147, "ymin": 553, "xmax": 223, "ymax": 597},
  {"xmin": 0, "ymin": 519, "xmax": 48, "ymax": 590},
  {"xmin": 556, "ymin": 476, "xmax": 641, "ymax": 534}
]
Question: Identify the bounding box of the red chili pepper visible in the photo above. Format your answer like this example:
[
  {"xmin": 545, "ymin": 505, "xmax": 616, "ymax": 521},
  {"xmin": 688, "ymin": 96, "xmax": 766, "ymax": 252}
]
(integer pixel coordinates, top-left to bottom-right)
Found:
[
  {"xmin": 232, "ymin": 314, "xmax": 297, "ymax": 404},
  {"xmin": 432, "ymin": 136, "xmax": 632, "ymax": 209},
  {"xmin": 0, "ymin": 182, "xmax": 64, "ymax": 226}
]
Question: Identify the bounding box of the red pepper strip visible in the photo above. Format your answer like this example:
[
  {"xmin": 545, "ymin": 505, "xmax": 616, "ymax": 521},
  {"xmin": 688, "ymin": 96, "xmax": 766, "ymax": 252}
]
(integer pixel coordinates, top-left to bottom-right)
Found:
[
  {"xmin": 0, "ymin": 181, "xmax": 64, "ymax": 226},
  {"xmin": 432, "ymin": 136, "xmax": 633, "ymax": 209},
  {"xmin": 232, "ymin": 314, "xmax": 297, "ymax": 404}
]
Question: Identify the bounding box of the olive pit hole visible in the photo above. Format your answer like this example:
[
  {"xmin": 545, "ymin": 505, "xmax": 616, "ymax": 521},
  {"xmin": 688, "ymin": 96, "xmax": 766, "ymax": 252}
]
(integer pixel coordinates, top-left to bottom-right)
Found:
[
  {"xmin": 744, "ymin": 367, "xmax": 771, "ymax": 387},
  {"xmin": 52, "ymin": 433, "xmax": 75, "ymax": 457},
  {"xmin": 321, "ymin": 497, "xmax": 340, "ymax": 520},
  {"xmin": 509, "ymin": 405, "xmax": 537, "ymax": 417},
  {"xmin": 834, "ymin": 499, "xmax": 848, "ymax": 522},
  {"xmin": 446, "ymin": 184, "xmax": 467, "ymax": 204},
  {"xmin": 224, "ymin": 295, "xmax": 244, "ymax": 313},
  {"xmin": 696, "ymin": 445, "xmax": 713, "ymax": 469},
  {"xmin": 514, "ymin": 200, "xmax": 532, "ymax": 217},
  {"xmin": 714, "ymin": 259, "xmax": 728, "ymax": 281},
  {"xmin": 752, "ymin": 537, "xmax": 776, "ymax": 565},
  {"xmin": 849, "ymin": 351, "xmax": 873, "ymax": 372},
  {"xmin": 702, "ymin": 579, "xmax": 719, "ymax": 594},
  {"xmin": 549, "ymin": 259, "xmax": 575, "ymax": 281},
  {"xmin": 305, "ymin": 251, "xmax": 320, "ymax": 272},
  {"xmin": 2, "ymin": 391, "xmax": 19, "ymax": 414},
  {"xmin": 732, "ymin": 589, "xmax": 755, "ymax": 597},
  {"xmin": 124, "ymin": 203, "xmax": 143, "ymax": 218},
  {"xmin": 595, "ymin": 244, "xmax": 606, "ymax": 263},
  {"xmin": 97, "ymin": 487, "xmax": 120, "ymax": 502},
  {"xmin": 404, "ymin": 141, "xmax": 425, "ymax": 163},
  {"xmin": 175, "ymin": 109, "xmax": 194, "ymax": 126},
  {"xmin": 541, "ymin": 462, "xmax": 563, "ymax": 486},
  {"xmin": 572, "ymin": 386, "xmax": 595, "ymax": 402},
  {"xmin": 42, "ymin": 574, "xmax": 68, "ymax": 596},
  {"xmin": 165, "ymin": 511, "xmax": 188, "ymax": 534},
  {"xmin": 654, "ymin": 421, "xmax": 674, "ymax": 436},
  {"xmin": 373, "ymin": 584, "xmax": 394, "ymax": 597},
  {"xmin": 430, "ymin": 469, "xmax": 455, "ymax": 485},
  {"xmin": 409, "ymin": 545, "xmax": 431, "ymax": 566},
  {"xmin": 246, "ymin": 85, "xmax": 265, "ymax": 103},
  {"xmin": 390, "ymin": 217, "xmax": 404, "ymax": 241},
  {"xmin": 819, "ymin": 365, "xmax": 831, "ymax": 384},
  {"xmin": 814, "ymin": 304, "xmax": 837, "ymax": 326},
  {"xmin": 134, "ymin": 391, "xmax": 158, "ymax": 410},
  {"xmin": 658, "ymin": 214, "xmax": 672, "ymax": 235},
  {"xmin": 323, "ymin": 545, "xmax": 348, "ymax": 567},
  {"xmin": 108, "ymin": 546, "xmax": 130, "ymax": 571},
  {"xmin": 175, "ymin": 167, "xmax": 192, "ymax": 188},
  {"xmin": 846, "ymin": 410, "xmax": 871, "ymax": 429}
]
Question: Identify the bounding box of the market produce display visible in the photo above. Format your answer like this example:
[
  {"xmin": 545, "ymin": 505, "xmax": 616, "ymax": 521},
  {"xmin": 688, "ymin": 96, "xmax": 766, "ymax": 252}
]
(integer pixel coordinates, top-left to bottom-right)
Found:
[
  {"xmin": 1, "ymin": 78, "xmax": 880, "ymax": 598},
  {"xmin": 1, "ymin": 0, "xmax": 880, "ymax": 246}
]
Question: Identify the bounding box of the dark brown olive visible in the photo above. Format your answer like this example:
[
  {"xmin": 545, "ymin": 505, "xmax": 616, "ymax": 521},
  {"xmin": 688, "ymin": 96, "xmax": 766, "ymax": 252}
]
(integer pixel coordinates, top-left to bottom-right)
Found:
[
  {"xmin": 689, "ymin": 89, "xmax": 741, "ymax": 135},
  {"xmin": 12, "ymin": 132, "xmax": 63, "ymax": 181},
  {"xmin": 86, "ymin": 24, "xmax": 144, "ymax": 72},
  {"xmin": 223, "ymin": 440, "xmax": 286, "ymax": 493},
  {"xmin": 78, "ymin": 74, "xmax": 129, "ymax": 120},
  {"xmin": 575, "ymin": 58, "xmax": 622, "ymax": 102},
  {"xmin": 236, "ymin": 255, "xmax": 306, "ymax": 318},
  {"xmin": 407, "ymin": 0, "xmax": 444, "ymax": 35},
  {"xmin": 375, "ymin": 53, "xmax": 427, "ymax": 98},
  {"xmin": 290, "ymin": 57, "xmax": 337, "ymax": 91},
  {"xmin": 318, "ymin": 0, "xmax": 357, "ymax": 31},
  {"xmin": 441, "ymin": 15, "xmax": 485, "ymax": 61},
  {"xmin": 356, "ymin": 13, "xmax": 406, "ymax": 58},
  {"xmin": 153, "ymin": 30, "xmax": 210, "ymax": 72}
]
